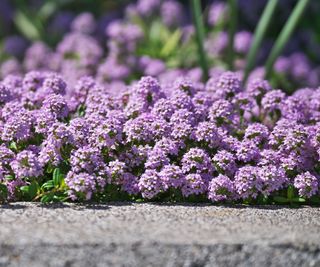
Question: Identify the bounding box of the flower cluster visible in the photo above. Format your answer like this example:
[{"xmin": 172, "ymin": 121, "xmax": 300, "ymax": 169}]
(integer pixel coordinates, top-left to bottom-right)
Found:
[{"xmin": 0, "ymin": 71, "xmax": 320, "ymax": 204}]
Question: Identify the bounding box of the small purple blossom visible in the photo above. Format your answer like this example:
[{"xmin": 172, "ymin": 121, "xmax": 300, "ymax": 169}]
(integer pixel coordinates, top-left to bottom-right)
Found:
[
  {"xmin": 294, "ymin": 172, "xmax": 319, "ymax": 198},
  {"xmin": 208, "ymin": 175, "xmax": 235, "ymax": 202},
  {"xmin": 138, "ymin": 169, "xmax": 163, "ymax": 199},
  {"xmin": 182, "ymin": 173, "xmax": 208, "ymax": 197},
  {"xmin": 10, "ymin": 150, "xmax": 42, "ymax": 179},
  {"xmin": 234, "ymin": 166, "xmax": 263, "ymax": 199}
]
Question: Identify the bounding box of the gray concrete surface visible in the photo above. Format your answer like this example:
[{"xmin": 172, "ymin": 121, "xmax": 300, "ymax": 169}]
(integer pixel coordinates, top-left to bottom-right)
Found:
[{"xmin": 0, "ymin": 202, "xmax": 320, "ymax": 267}]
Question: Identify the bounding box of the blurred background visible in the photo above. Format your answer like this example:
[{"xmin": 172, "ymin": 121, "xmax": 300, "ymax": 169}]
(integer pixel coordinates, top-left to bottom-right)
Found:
[{"xmin": 0, "ymin": 0, "xmax": 319, "ymax": 92}]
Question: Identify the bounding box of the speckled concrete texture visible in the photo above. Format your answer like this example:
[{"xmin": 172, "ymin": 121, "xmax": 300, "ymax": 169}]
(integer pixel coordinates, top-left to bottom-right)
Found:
[{"xmin": 0, "ymin": 203, "xmax": 320, "ymax": 266}]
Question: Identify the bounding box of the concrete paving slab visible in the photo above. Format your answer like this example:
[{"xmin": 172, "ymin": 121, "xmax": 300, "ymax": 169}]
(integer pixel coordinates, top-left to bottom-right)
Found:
[{"xmin": 0, "ymin": 202, "xmax": 320, "ymax": 266}]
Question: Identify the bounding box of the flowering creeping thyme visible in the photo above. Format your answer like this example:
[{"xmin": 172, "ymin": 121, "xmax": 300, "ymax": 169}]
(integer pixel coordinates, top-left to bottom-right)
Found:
[{"xmin": 0, "ymin": 71, "xmax": 320, "ymax": 205}]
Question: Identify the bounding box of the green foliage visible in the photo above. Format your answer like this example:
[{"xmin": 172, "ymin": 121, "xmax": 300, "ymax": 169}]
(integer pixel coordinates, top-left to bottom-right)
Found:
[
  {"xmin": 273, "ymin": 185, "xmax": 306, "ymax": 206},
  {"xmin": 14, "ymin": 10, "xmax": 42, "ymax": 41},
  {"xmin": 243, "ymin": 0, "xmax": 278, "ymax": 84},
  {"xmin": 190, "ymin": 0, "xmax": 209, "ymax": 80},
  {"xmin": 0, "ymin": 184, "xmax": 8, "ymax": 203},
  {"xmin": 20, "ymin": 180, "xmax": 39, "ymax": 200},
  {"xmin": 265, "ymin": 0, "xmax": 310, "ymax": 78}
]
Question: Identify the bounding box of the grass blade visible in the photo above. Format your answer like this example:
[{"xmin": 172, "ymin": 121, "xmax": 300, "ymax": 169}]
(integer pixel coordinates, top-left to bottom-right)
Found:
[
  {"xmin": 14, "ymin": 10, "xmax": 42, "ymax": 40},
  {"xmin": 243, "ymin": 0, "xmax": 278, "ymax": 84},
  {"xmin": 226, "ymin": 0, "xmax": 237, "ymax": 71},
  {"xmin": 190, "ymin": 0, "xmax": 209, "ymax": 81},
  {"xmin": 265, "ymin": 0, "xmax": 309, "ymax": 79}
]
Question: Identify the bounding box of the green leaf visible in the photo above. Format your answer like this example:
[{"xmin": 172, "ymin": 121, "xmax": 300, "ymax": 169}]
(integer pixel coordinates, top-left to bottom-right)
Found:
[
  {"xmin": 46, "ymin": 164, "xmax": 54, "ymax": 173},
  {"xmin": 292, "ymin": 197, "xmax": 306, "ymax": 203},
  {"xmin": 0, "ymin": 184, "xmax": 8, "ymax": 202},
  {"xmin": 160, "ymin": 29, "xmax": 182, "ymax": 57},
  {"xmin": 41, "ymin": 192, "xmax": 54, "ymax": 203},
  {"xmin": 4, "ymin": 175, "xmax": 14, "ymax": 181},
  {"xmin": 273, "ymin": 196, "xmax": 290, "ymax": 203},
  {"xmin": 41, "ymin": 180, "xmax": 55, "ymax": 190},
  {"xmin": 53, "ymin": 168, "xmax": 62, "ymax": 187},
  {"xmin": 310, "ymin": 196, "xmax": 320, "ymax": 204},
  {"xmin": 38, "ymin": 1, "xmax": 57, "ymax": 20},
  {"xmin": 265, "ymin": 0, "xmax": 310, "ymax": 78},
  {"xmin": 20, "ymin": 186, "xmax": 29, "ymax": 193},
  {"xmin": 9, "ymin": 141, "xmax": 18, "ymax": 151},
  {"xmin": 190, "ymin": 0, "xmax": 209, "ymax": 81},
  {"xmin": 14, "ymin": 10, "xmax": 41, "ymax": 40},
  {"xmin": 287, "ymin": 185, "xmax": 294, "ymax": 200},
  {"xmin": 243, "ymin": 0, "xmax": 278, "ymax": 84},
  {"xmin": 149, "ymin": 20, "xmax": 164, "ymax": 44},
  {"xmin": 28, "ymin": 181, "xmax": 39, "ymax": 199},
  {"xmin": 20, "ymin": 181, "xmax": 39, "ymax": 199}
]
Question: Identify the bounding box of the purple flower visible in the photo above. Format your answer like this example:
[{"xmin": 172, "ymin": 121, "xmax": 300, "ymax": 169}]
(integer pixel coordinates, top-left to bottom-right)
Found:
[
  {"xmin": 209, "ymin": 99, "xmax": 234, "ymax": 125},
  {"xmin": 206, "ymin": 71, "xmax": 242, "ymax": 99},
  {"xmin": 236, "ymin": 140, "xmax": 260, "ymax": 163},
  {"xmin": 160, "ymin": 164, "xmax": 184, "ymax": 189},
  {"xmin": 108, "ymin": 160, "xmax": 126, "ymax": 185},
  {"xmin": 208, "ymin": 175, "xmax": 235, "ymax": 202},
  {"xmin": 65, "ymin": 171, "xmax": 106, "ymax": 200},
  {"xmin": 258, "ymin": 165, "xmax": 288, "ymax": 196},
  {"xmin": 213, "ymin": 150, "xmax": 237, "ymax": 176},
  {"xmin": 160, "ymin": 0, "xmax": 184, "ymax": 27},
  {"xmin": 38, "ymin": 137, "xmax": 62, "ymax": 167},
  {"xmin": 234, "ymin": 166, "xmax": 263, "ymax": 199},
  {"xmin": 2, "ymin": 110, "xmax": 34, "ymax": 142},
  {"xmin": 246, "ymin": 78, "xmax": 272, "ymax": 101},
  {"xmin": 154, "ymin": 137, "xmax": 180, "ymax": 156},
  {"xmin": 136, "ymin": 0, "xmax": 161, "ymax": 17},
  {"xmin": 139, "ymin": 56, "xmax": 165, "ymax": 77},
  {"xmin": 145, "ymin": 148, "xmax": 170, "ymax": 170},
  {"xmin": 10, "ymin": 150, "xmax": 42, "ymax": 179},
  {"xmin": 71, "ymin": 12, "xmax": 96, "ymax": 34},
  {"xmin": 42, "ymin": 94, "xmax": 69, "ymax": 119},
  {"xmin": 3, "ymin": 35, "xmax": 28, "ymax": 58},
  {"xmin": 122, "ymin": 172, "xmax": 139, "ymax": 195},
  {"xmin": 170, "ymin": 122, "xmax": 193, "ymax": 141},
  {"xmin": 168, "ymin": 90, "xmax": 194, "ymax": 110},
  {"xmin": 68, "ymin": 118, "xmax": 90, "ymax": 147},
  {"xmin": 70, "ymin": 146, "xmax": 105, "ymax": 174},
  {"xmin": 234, "ymin": 31, "xmax": 252, "ymax": 54},
  {"xmin": 0, "ymin": 83, "xmax": 12, "ymax": 104},
  {"xmin": 192, "ymin": 121, "xmax": 221, "ymax": 148},
  {"xmin": 90, "ymin": 111, "xmax": 125, "ymax": 148},
  {"xmin": 170, "ymin": 108, "xmax": 196, "ymax": 126},
  {"xmin": 172, "ymin": 77, "xmax": 197, "ymax": 96},
  {"xmin": 42, "ymin": 73, "xmax": 67, "ymax": 96},
  {"xmin": 34, "ymin": 110, "xmax": 57, "ymax": 135},
  {"xmin": 280, "ymin": 96, "xmax": 309, "ymax": 123},
  {"xmin": 138, "ymin": 169, "xmax": 163, "ymax": 199},
  {"xmin": 294, "ymin": 172, "xmax": 319, "ymax": 198},
  {"xmin": 181, "ymin": 148, "xmax": 213, "ymax": 174},
  {"xmin": 0, "ymin": 144, "xmax": 15, "ymax": 165},
  {"xmin": 244, "ymin": 123, "xmax": 269, "ymax": 144},
  {"xmin": 182, "ymin": 173, "xmax": 208, "ymax": 197},
  {"xmin": 208, "ymin": 2, "xmax": 228, "ymax": 26},
  {"xmin": 261, "ymin": 90, "xmax": 286, "ymax": 113},
  {"xmin": 151, "ymin": 98, "xmax": 175, "ymax": 120}
]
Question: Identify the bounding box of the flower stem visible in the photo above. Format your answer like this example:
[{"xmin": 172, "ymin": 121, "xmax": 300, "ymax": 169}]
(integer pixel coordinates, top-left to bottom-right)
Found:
[
  {"xmin": 243, "ymin": 0, "xmax": 278, "ymax": 85},
  {"xmin": 190, "ymin": 0, "xmax": 209, "ymax": 81}
]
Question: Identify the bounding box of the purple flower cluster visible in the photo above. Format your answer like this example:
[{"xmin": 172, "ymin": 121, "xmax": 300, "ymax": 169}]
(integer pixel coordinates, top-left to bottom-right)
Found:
[{"xmin": 1, "ymin": 71, "xmax": 320, "ymax": 203}]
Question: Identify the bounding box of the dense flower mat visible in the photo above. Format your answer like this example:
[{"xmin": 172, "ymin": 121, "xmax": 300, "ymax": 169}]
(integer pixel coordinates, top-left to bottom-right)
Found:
[{"xmin": 1, "ymin": 71, "xmax": 320, "ymax": 204}]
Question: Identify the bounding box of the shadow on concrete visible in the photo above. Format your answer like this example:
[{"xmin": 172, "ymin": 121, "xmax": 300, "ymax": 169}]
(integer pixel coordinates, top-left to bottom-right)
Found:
[{"xmin": 0, "ymin": 203, "xmax": 28, "ymax": 209}]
